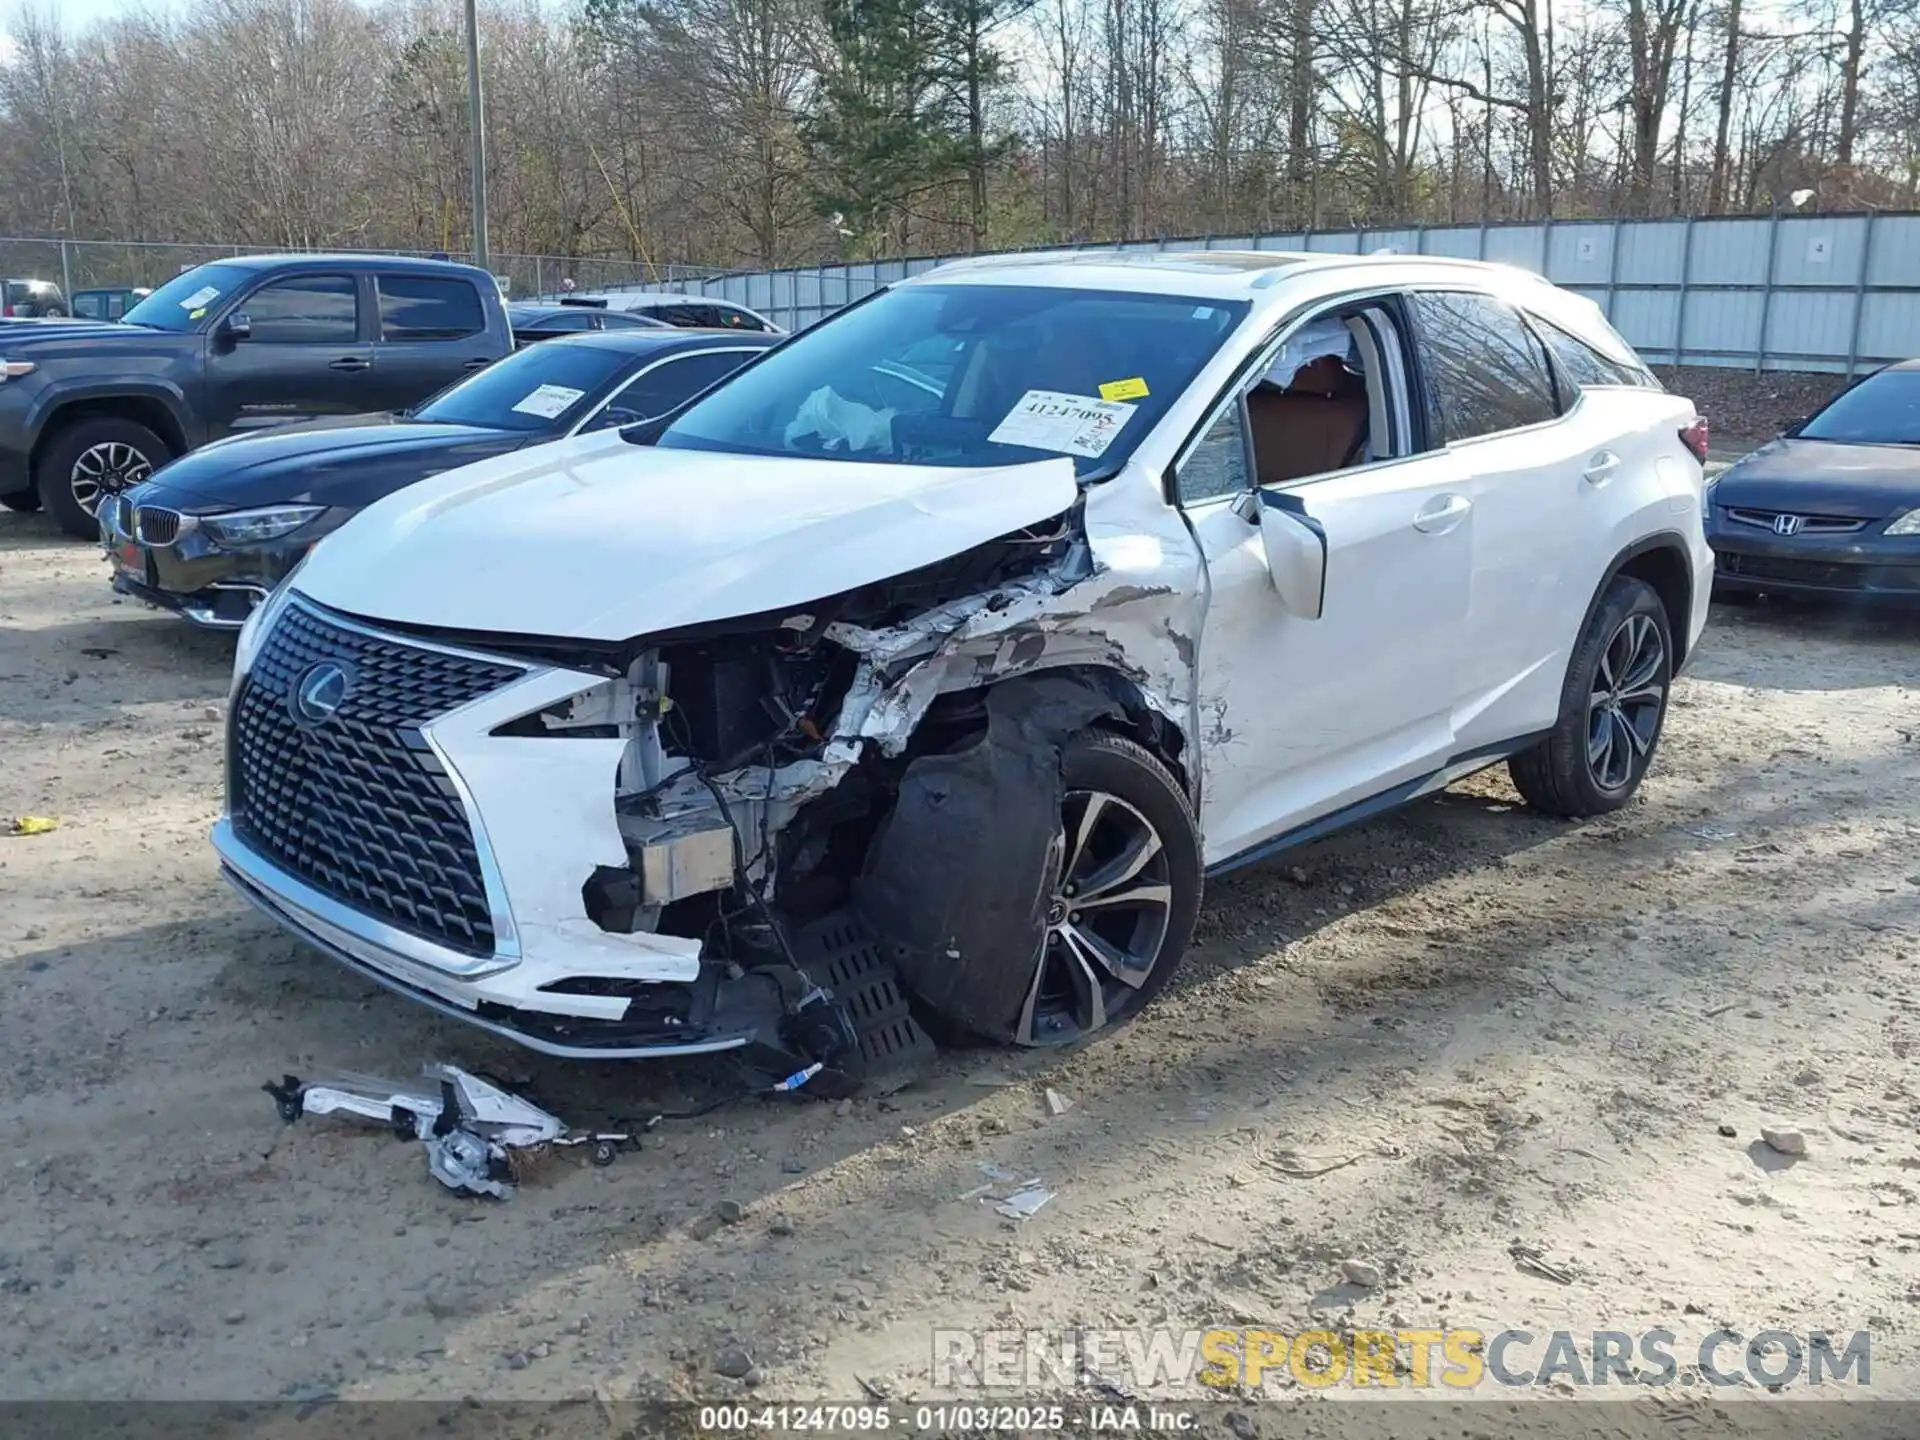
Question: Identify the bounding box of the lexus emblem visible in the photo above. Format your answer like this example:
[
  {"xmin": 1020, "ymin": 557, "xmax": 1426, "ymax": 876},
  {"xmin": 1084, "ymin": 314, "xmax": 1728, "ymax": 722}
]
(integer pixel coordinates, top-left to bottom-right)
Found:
[
  {"xmin": 290, "ymin": 661, "xmax": 353, "ymax": 725},
  {"xmin": 1772, "ymin": 513, "xmax": 1804, "ymax": 536}
]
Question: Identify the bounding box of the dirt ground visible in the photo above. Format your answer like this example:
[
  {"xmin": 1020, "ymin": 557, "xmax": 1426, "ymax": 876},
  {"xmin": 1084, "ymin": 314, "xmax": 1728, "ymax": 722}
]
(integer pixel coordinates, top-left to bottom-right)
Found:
[{"xmin": 2, "ymin": 507, "xmax": 1918, "ymax": 1421}]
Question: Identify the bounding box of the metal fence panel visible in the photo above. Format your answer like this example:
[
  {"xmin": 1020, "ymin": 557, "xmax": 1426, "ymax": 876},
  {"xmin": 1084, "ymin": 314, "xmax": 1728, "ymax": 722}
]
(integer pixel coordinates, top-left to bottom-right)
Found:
[
  {"xmin": 1419, "ymin": 228, "xmax": 1484, "ymax": 259},
  {"xmin": 1611, "ymin": 289, "xmax": 1682, "ymax": 360},
  {"xmin": 1681, "ymin": 289, "xmax": 1764, "ymax": 359},
  {"xmin": 1773, "ymin": 215, "xmax": 1868, "ymax": 286},
  {"xmin": 30, "ymin": 213, "xmax": 1916, "ymax": 370},
  {"xmin": 1691, "ymin": 218, "xmax": 1771, "ymax": 285},
  {"xmin": 1483, "ymin": 227, "xmax": 1545, "ymax": 269},
  {"xmin": 1855, "ymin": 291, "xmax": 1920, "ymax": 361},
  {"xmin": 1765, "ymin": 289, "xmax": 1854, "ymax": 360}
]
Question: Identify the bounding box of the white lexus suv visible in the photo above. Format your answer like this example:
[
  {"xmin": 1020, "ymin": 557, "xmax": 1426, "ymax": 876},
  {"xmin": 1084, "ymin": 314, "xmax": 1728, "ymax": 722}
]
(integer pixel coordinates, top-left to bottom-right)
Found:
[{"xmin": 214, "ymin": 251, "xmax": 1712, "ymax": 1077}]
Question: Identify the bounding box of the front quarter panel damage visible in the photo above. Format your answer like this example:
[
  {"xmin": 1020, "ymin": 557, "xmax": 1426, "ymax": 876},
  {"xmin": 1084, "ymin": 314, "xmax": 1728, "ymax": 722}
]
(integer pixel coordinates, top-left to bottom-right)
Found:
[{"xmin": 828, "ymin": 484, "xmax": 1207, "ymax": 798}]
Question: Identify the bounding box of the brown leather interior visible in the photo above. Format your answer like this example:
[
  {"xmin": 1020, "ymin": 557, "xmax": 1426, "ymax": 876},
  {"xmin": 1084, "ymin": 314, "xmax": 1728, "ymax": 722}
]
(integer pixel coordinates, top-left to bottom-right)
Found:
[{"xmin": 1247, "ymin": 354, "xmax": 1370, "ymax": 485}]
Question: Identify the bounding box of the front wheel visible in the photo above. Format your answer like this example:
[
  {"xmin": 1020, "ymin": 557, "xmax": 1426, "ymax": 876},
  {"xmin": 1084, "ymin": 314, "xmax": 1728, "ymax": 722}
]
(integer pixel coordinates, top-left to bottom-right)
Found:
[
  {"xmin": 1509, "ymin": 576, "xmax": 1674, "ymax": 818},
  {"xmin": 1011, "ymin": 732, "xmax": 1203, "ymax": 1047},
  {"xmin": 35, "ymin": 417, "xmax": 172, "ymax": 539}
]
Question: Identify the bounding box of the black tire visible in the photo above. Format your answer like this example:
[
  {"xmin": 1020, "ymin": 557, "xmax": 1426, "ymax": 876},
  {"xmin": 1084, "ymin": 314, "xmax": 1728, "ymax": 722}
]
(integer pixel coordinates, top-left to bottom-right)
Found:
[
  {"xmin": 1010, "ymin": 730, "xmax": 1203, "ymax": 1046},
  {"xmin": 0, "ymin": 489, "xmax": 40, "ymax": 513},
  {"xmin": 34, "ymin": 416, "xmax": 172, "ymax": 539},
  {"xmin": 1509, "ymin": 576, "xmax": 1674, "ymax": 818}
]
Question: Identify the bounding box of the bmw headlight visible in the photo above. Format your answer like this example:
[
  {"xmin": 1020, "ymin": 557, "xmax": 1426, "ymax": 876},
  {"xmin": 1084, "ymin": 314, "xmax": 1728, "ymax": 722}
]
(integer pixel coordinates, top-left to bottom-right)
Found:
[
  {"xmin": 1887, "ymin": 508, "xmax": 1920, "ymax": 537},
  {"xmin": 200, "ymin": 504, "xmax": 326, "ymax": 548}
]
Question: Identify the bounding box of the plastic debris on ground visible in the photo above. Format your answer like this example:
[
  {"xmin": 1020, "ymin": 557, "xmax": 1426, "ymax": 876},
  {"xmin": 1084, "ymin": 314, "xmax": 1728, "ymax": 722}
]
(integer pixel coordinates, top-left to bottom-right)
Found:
[
  {"xmin": 263, "ymin": 1064, "xmax": 638, "ymax": 1200},
  {"xmin": 994, "ymin": 1182, "xmax": 1056, "ymax": 1220},
  {"xmin": 8, "ymin": 816, "xmax": 58, "ymax": 836}
]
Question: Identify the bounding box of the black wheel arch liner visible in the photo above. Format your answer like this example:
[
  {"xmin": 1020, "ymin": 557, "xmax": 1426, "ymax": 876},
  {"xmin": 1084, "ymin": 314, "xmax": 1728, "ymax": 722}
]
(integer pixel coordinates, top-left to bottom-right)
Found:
[
  {"xmin": 848, "ymin": 667, "xmax": 1187, "ymax": 1043},
  {"xmin": 1576, "ymin": 529, "xmax": 1698, "ymax": 675}
]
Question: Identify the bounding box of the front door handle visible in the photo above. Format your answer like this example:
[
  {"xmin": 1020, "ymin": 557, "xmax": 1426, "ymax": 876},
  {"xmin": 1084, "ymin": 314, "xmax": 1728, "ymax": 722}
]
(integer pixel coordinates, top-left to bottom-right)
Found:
[
  {"xmin": 1583, "ymin": 450, "xmax": 1621, "ymax": 485},
  {"xmin": 1412, "ymin": 493, "xmax": 1472, "ymax": 534},
  {"xmin": 329, "ymin": 356, "xmax": 371, "ymax": 372}
]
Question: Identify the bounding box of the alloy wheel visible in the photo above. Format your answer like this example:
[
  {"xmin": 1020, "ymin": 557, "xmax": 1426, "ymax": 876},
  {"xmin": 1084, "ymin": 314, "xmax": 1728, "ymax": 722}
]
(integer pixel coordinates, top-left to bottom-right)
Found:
[
  {"xmin": 1586, "ymin": 612, "xmax": 1666, "ymax": 791},
  {"xmin": 1015, "ymin": 788, "xmax": 1174, "ymax": 1046},
  {"xmin": 69, "ymin": 442, "xmax": 153, "ymax": 516}
]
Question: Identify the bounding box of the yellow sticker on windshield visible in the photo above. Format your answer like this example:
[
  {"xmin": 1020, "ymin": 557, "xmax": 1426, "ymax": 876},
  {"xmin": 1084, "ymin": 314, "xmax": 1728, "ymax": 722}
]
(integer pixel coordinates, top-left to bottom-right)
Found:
[
  {"xmin": 1099, "ymin": 377, "xmax": 1149, "ymax": 402},
  {"xmin": 189, "ymin": 308, "xmax": 206, "ymax": 320}
]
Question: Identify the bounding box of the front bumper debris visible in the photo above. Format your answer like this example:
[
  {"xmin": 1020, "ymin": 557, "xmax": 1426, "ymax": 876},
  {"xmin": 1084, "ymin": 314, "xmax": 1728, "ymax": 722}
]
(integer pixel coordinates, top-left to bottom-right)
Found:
[{"xmin": 265, "ymin": 1064, "xmax": 640, "ymax": 1199}]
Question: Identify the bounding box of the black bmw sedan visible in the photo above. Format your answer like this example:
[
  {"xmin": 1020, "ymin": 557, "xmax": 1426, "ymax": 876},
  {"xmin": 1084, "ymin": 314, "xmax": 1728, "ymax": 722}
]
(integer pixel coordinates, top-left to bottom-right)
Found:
[
  {"xmin": 99, "ymin": 327, "xmax": 776, "ymax": 629},
  {"xmin": 1706, "ymin": 360, "xmax": 1920, "ymax": 605}
]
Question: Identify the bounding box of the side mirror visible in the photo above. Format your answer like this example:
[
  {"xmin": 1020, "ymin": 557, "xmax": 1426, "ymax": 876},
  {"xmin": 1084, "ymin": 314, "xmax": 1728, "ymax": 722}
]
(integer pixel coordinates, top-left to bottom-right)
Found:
[
  {"xmin": 223, "ymin": 312, "xmax": 252, "ymax": 342},
  {"xmin": 1256, "ymin": 491, "xmax": 1327, "ymax": 620}
]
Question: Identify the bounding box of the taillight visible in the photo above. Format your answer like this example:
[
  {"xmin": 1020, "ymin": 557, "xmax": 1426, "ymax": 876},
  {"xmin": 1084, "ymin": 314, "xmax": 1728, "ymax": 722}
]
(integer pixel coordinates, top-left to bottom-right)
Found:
[
  {"xmin": 2, "ymin": 305, "xmax": 13, "ymax": 318},
  {"xmin": 1679, "ymin": 416, "xmax": 1709, "ymax": 464}
]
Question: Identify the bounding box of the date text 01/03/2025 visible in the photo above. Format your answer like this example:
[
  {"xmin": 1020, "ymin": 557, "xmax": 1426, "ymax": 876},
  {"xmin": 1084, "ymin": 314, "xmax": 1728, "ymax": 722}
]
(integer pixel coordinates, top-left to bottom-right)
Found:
[{"xmin": 695, "ymin": 1404, "xmax": 1202, "ymax": 1432}]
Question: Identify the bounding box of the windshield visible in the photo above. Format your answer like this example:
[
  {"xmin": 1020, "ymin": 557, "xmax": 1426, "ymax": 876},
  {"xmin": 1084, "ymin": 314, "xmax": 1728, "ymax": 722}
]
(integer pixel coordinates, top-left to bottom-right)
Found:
[
  {"xmin": 413, "ymin": 341, "xmax": 637, "ymax": 432},
  {"xmin": 121, "ymin": 264, "xmax": 254, "ymax": 332},
  {"xmin": 654, "ymin": 283, "xmax": 1248, "ymax": 477},
  {"xmin": 1798, "ymin": 369, "xmax": 1920, "ymax": 445}
]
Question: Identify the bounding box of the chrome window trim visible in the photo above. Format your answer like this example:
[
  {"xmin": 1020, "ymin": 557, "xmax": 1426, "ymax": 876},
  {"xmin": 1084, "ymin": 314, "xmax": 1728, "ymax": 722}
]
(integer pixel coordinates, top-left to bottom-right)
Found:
[{"xmin": 566, "ymin": 345, "xmax": 764, "ymax": 435}]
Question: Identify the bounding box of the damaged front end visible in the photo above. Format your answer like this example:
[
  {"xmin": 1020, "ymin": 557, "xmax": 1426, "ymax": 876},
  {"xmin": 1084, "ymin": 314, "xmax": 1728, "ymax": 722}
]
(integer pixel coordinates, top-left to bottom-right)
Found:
[{"xmin": 216, "ymin": 488, "xmax": 1204, "ymax": 1080}]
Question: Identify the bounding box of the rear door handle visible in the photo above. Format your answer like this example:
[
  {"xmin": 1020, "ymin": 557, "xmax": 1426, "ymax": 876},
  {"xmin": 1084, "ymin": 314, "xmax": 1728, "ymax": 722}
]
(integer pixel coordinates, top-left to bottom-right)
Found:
[
  {"xmin": 1583, "ymin": 450, "xmax": 1621, "ymax": 485},
  {"xmin": 1412, "ymin": 493, "xmax": 1472, "ymax": 534},
  {"xmin": 329, "ymin": 356, "xmax": 371, "ymax": 372}
]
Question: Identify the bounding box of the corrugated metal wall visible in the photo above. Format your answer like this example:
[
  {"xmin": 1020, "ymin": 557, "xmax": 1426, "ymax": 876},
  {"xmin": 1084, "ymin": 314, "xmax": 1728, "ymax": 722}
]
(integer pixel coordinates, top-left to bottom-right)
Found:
[{"xmin": 669, "ymin": 212, "xmax": 1920, "ymax": 376}]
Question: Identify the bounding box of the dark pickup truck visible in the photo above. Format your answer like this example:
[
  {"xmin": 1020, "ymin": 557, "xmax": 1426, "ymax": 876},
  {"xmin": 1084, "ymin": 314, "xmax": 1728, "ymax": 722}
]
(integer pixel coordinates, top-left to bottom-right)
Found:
[{"xmin": 0, "ymin": 253, "xmax": 512, "ymax": 536}]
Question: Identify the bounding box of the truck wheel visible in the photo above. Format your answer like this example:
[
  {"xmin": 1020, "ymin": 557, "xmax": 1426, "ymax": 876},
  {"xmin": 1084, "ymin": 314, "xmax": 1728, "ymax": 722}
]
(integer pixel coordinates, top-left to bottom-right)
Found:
[
  {"xmin": 0, "ymin": 490, "xmax": 40, "ymax": 513},
  {"xmin": 35, "ymin": 417, "xmax": 172, "ymax": 539}
]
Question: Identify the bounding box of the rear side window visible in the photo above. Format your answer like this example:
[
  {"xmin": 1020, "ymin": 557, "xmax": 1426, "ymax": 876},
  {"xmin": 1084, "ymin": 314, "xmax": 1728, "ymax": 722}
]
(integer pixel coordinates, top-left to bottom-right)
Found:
[
  {"xmin": 605, "ymin": 349, "xmax": 757, "ymax": 424},
  {"xmin": 379, "ymin": 275, "xmax": 485, "ymax": 342},
  {"xmin": 1410, "ymin": 291, "xmax": 1560, "ymax": 441},
  {"xmin": 74, "ymin": 293, "xmax": 102, "ymax": 319},
  {"xmin": 246, "ymin": 275, "xmax": 359, "ymax": 343},
  {"xmin": 704, "ymin": 304, "xmax": 768, "ymax": 331},
  {"xmin": 1531, "ymin": 315, "xmax": 1657, "ymax": 390}
]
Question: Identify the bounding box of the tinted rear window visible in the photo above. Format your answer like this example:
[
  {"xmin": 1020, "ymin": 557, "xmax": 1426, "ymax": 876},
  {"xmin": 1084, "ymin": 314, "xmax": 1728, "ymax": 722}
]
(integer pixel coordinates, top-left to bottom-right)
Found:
[
  {"xmin": 1798, "ymin": 369, "xmax": 1920, "ymax": 445},
  {"xmin": 379, "ymin": 275, "xmax": 485, "ymax": 341},
  {"xmin": 412, "ymin": 342, "xmax": 635, "ymax": 431},
  {"xmin": 1410, "ymin": 291, "xmax": 1560, "ymax": 441},
  {"xmin": 1532, "ymin": 315, "xmax": 1658, "ymax": 391}
]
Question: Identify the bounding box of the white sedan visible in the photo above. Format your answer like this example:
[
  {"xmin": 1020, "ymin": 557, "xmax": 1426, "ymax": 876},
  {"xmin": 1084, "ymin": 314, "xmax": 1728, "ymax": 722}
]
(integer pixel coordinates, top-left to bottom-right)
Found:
[{"xmin": 213, "ymin": 249, "xmax": 1711, "ymax": 1076}]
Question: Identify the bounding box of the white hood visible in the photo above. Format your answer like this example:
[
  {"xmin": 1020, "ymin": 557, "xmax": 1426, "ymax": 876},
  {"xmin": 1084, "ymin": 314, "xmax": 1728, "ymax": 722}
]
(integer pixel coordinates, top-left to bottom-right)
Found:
[{"xmin": 293, "ymin": 432, "xmax": 1080, "ymax": 641}]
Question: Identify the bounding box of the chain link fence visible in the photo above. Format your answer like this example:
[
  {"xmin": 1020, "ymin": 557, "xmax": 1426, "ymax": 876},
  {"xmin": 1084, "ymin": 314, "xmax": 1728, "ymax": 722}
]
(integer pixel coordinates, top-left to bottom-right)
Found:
[{"xmin": 0, "ymin": 236, "xmax": 725, "ymax": 305}]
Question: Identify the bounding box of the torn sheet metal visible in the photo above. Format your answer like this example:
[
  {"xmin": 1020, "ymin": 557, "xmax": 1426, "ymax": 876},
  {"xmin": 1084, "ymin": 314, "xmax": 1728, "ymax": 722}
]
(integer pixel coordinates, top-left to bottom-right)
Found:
[{"xmin": 265, "ymin": 1065, "xmax": 631, "ymax": 1198}]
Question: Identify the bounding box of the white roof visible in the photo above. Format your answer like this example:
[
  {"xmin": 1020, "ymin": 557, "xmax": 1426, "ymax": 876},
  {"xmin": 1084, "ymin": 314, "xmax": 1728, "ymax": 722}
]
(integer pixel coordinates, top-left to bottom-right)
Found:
[{"xmin": 910, "ymin": 248, "xmax": 1558, "ymax": 301}]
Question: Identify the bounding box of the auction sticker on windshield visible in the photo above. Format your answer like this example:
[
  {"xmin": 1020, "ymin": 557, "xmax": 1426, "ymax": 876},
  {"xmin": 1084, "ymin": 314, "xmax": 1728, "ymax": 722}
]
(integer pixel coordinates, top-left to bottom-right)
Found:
[
  {"xmin": 989, "ymin": 390, "xmax": 1135, "ymax": 458},
  {"xmin": 511, "ymin": 384, "xmax": 587, "ymax": 419}
]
